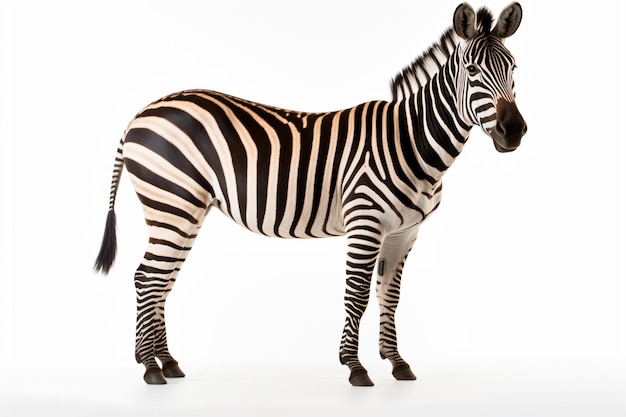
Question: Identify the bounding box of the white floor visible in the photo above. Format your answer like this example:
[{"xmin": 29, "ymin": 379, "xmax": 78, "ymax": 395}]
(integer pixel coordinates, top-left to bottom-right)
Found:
[{"xmin": 2, "ymin": 361, "xmax": 624, "ymax": 417}]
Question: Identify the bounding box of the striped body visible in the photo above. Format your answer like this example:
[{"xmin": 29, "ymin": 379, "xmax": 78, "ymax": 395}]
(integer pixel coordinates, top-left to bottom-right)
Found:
[
  {"xmin": 123, "ymin": 91, "xmax": 452, "ymax": 240},
  {"xmin": 95, "ymin": 3, "xmax": 527, "ymax": 386}
]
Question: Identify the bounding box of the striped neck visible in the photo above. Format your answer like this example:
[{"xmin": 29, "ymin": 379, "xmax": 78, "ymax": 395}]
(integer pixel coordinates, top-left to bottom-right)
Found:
[
  {"xmin": 391, "ymin": 29, "xmax": 460, "ymax": 101},
  {"xmin": 393, "ymin": 48, "xmax": 472, "ymax": 184}
]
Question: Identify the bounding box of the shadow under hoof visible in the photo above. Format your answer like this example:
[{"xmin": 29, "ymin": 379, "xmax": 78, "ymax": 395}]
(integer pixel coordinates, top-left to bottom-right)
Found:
[
  {"xmin": 392, "ymin": 364, "xmax": 417, "ymax": 381},
  {"xmin": 349, "ymin": 369, "xmax": 374, "ymax": 386},
  {"xmin": 144, "ymin": 367, "xmax": 167, "ymax": 385}
]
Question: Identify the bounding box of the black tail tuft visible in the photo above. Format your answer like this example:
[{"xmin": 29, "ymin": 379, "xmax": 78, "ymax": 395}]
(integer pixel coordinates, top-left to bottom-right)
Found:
[{"xmin": 94, "ymin": 210, "xmax": 117, "ymax": 274}]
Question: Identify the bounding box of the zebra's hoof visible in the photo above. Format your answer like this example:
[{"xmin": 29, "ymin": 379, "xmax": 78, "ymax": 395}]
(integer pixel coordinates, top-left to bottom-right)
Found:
[
  {"xmin": 162, "ymin": 360, "xmax": 185, "ymax": 378},
  {"xmin": 144, "ymin": 367, "xmax": 167, "ymax": 385},
  {"xmin": 392, "ymin": 364, "xmax": 417, "ymax": 381},
  {"xmin": 349, "ymin": 369, "xmax": 374, "ymax": 386}
]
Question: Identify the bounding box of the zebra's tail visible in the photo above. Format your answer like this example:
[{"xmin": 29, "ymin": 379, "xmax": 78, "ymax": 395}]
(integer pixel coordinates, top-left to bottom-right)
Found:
[{"xmin": 94, "ymin": 140, "xmax": 124, "ymax": 275}]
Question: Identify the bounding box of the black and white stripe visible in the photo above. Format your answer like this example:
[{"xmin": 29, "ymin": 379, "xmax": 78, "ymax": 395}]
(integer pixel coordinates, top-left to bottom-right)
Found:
[{"xmin": 95, "ymin": 3, "xmax": 526, "ymax": 386}]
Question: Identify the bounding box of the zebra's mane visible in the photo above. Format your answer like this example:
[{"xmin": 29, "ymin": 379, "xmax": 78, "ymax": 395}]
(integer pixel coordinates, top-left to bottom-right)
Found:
[{"xmin": 390, "ymin": 7, "xmax": 494, "ymax": 101}]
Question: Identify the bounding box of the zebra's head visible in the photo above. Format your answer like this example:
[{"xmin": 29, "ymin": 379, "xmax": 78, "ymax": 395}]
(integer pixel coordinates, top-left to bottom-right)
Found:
[{"xmin": 453, "ymin": 2, "xmax": 527, "ymax": 152}]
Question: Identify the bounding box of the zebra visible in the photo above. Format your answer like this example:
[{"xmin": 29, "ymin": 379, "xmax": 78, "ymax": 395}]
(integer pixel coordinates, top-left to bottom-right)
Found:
[{"xmin": 94, "ymin": 2, "xmax": 527, "ymax": 386}]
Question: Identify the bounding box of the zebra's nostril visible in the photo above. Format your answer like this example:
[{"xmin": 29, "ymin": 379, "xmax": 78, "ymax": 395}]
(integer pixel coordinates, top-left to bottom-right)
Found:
[{"xmin": 496, "ymin": 123, "xmax": 506, "ymax": 136}]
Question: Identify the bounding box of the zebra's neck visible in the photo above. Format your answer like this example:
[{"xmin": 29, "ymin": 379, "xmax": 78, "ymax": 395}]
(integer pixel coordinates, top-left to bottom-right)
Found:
[
  {"xmin": 391, "ymin": 29, "xmax": 459, "ymax": 101},
  {"xmin": 391, "ymin": 48, "xmax": 472, "ymax": 185}
]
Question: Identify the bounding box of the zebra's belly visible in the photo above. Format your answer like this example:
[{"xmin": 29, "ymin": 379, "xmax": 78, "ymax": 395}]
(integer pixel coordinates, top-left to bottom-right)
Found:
[{"xmin": 211, "ymin": 192, "xmax": 346, "ymax": 239}]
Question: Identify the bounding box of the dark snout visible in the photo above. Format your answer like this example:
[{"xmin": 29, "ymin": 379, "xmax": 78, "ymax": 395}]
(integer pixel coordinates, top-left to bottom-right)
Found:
[{"xmin": 490, "ymin": 99, "xmax": 527, "ymax": 153}]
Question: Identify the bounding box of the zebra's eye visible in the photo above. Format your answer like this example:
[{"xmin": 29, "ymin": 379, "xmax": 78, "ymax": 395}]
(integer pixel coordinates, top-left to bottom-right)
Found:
[{"xmin": 466, "ymin": 64, "xmax": 480, "ymax": 76}]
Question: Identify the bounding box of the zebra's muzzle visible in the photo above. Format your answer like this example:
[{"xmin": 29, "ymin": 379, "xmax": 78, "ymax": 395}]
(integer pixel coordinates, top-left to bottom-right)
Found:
[{"xmin": 489, "ymin": 99, "xmax": 527, "ymax": 153}]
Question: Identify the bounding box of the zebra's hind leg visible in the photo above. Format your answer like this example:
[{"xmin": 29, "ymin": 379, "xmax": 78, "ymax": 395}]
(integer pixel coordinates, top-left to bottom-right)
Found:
[
  {"xmin": 376, "ymin": 226, "xmax": 419, "ymax": 381},
  {"xmin": 153, "ymin": 230, "xmax": 202, "ymax": 379},
  {"xmin": 134, "ymin": 219, "xmax": 201, "ymax": 384},
  {"xmin": 339, "ymin": 225, "xmax": 382, "ymax": 386}
]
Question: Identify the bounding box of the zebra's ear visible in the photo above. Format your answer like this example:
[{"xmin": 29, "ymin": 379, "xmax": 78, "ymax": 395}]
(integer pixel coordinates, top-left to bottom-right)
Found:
[
  {"xmin": 493, "ymin": 2, "xmax": 523, "ymax": 39},
  {"xmin": 453, "ymin": 3, "xmax": 476, "ymax": 40}
]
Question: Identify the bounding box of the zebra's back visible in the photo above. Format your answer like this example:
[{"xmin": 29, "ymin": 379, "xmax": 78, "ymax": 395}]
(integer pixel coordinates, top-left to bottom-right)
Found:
[{"xmin": 121, "ymin": 90, "xmax": 387, "ymax": 239}]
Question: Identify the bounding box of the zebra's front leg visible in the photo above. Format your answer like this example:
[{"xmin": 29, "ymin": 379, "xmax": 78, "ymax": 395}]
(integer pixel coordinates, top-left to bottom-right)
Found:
[
  {"xmin": 377, "ymin": 225, "xmax": 419, "ymax": 381},
  {"xmin": 339, "ymin": 228, "xmax": 382, "ymax": 386}
]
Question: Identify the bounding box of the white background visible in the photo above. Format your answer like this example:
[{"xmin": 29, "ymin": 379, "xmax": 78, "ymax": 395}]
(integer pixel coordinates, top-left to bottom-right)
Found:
[{"xmin": 1, "ymin": 0, "xmax": 624, "ymax": 416}]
